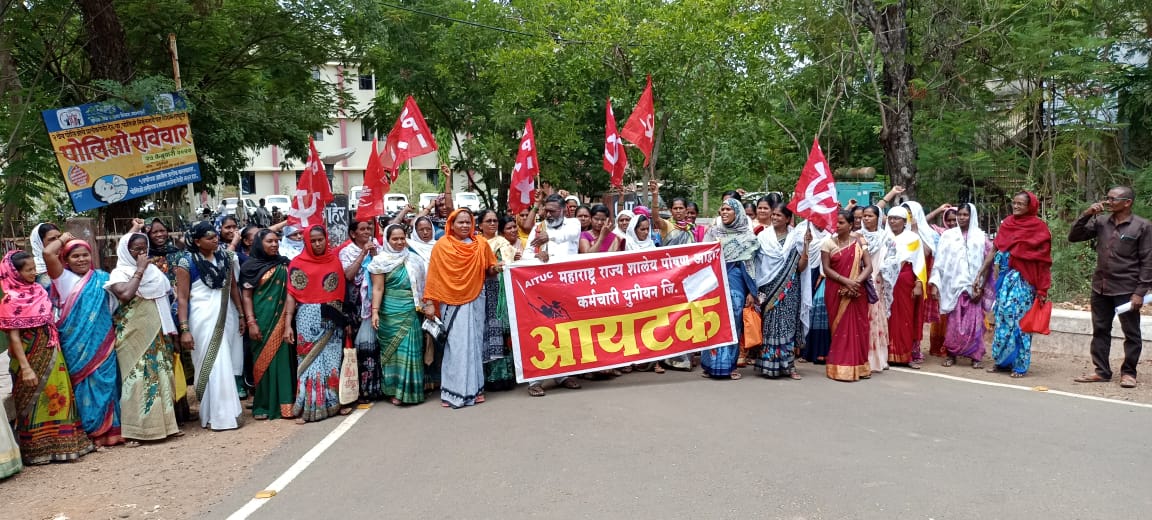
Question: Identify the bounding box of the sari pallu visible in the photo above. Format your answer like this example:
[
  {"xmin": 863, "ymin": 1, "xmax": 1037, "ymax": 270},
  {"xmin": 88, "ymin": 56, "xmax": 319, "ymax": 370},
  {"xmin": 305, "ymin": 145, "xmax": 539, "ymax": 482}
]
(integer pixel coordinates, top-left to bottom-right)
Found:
[
  {"xmin": 113, "ymin": 297, "xmax": 180, "ymax": 440},
  {"xmin": 9, "ymin": 325, "xmax": 94, "ymax": 464},
  {"xmin": 56, "ymin": 269, "xmax": 121, "ymax": 444},
  {"xmin": 378, "ymin": 265, "xmax": 426, "ymax": 404},
  {"xmin": 251, "ymin": 266, "xmax": 295, "ymax": 419},
  {"xmin": 824, "ymin": 241, "xmax": 871, "ymax": 382},
  {"xmin": 182, "ymin": 252, "xmax": 243, "ymax": 431},
  {"xmin": 149, "ymin": 250, "xmax": 193, "ymax": 424}
]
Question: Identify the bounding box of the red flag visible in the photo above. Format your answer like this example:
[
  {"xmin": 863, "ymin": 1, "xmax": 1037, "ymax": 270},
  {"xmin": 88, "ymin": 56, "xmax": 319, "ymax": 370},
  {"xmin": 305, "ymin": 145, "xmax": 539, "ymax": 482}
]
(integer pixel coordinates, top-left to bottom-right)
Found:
[
  {"xmin": 787, "ymin": 138, "xmax": 839, "ymax": 232},
  {"xmin": 507, "ymin": 119, "xmax": 539, "ymax": 214},
  {"xmin": 380, "ymin": 96, "xmax": 438, "ymax": 181},
  {"xmin": 356, "ymin": 138, "xmax": 388, "ymax": 222},
  {"xmin": 604, "ymin": 98, "xmax": 627, "ymax": 187},
  {"xmin": 620, "ymin": 75, "xmax": 655, "ymax": 167},
  {"xmin": 287, "ymin": 137, "xmax": 334, "ymax": 228}
]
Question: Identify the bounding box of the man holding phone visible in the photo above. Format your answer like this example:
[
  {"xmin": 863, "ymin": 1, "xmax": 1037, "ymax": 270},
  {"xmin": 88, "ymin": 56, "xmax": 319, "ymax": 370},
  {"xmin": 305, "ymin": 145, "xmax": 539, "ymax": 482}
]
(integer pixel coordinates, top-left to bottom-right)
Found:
[{"xmin": 1069, "ymin": 186, "xmax": 1152, "ymax": 388}]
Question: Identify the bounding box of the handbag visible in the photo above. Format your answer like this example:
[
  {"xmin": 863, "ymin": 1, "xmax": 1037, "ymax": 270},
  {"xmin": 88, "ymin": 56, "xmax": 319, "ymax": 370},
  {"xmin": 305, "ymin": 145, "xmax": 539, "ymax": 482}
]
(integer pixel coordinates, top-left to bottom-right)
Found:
[
  {"xmin": 338, "ymin": 336, "xmax": 360, "ymax": 405},
  {"xmin": 741, "ymin": 307, "xmax": 763, "ymax": 348},
  {"xmin": 1019, "ymin": 298, "xmax": 1052, "ymax": 335},
  {"xmin": 865, "ymin": 279, "xmax": 879, "ymax": 304}
]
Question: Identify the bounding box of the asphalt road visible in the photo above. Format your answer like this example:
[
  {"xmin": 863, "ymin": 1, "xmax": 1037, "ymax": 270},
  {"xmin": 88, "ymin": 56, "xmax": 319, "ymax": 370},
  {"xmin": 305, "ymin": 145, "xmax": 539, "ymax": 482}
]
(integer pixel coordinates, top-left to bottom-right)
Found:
[{"xmin": 209, "ymin": 368, "xmax": 1152, "ymax": 520}]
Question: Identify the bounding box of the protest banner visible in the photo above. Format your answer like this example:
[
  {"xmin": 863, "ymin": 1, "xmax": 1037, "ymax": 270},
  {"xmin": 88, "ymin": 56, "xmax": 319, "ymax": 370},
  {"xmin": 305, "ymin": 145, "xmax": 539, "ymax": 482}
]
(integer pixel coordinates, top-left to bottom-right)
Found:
[
  {"xmin": 505, "ymin": 242, "xmax": 737, "ymax": 382},
  {"xmin": 41, "ymin": 93, "xmax": 201, "ymax": 212}
]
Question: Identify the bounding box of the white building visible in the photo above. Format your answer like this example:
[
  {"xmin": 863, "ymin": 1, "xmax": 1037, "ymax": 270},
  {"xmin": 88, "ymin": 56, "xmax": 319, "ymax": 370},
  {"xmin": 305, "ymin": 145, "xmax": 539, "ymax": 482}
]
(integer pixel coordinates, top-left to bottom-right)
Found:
[{"xmin": 241, "ymin": 63, "xmax": 465, "ymax": 199}]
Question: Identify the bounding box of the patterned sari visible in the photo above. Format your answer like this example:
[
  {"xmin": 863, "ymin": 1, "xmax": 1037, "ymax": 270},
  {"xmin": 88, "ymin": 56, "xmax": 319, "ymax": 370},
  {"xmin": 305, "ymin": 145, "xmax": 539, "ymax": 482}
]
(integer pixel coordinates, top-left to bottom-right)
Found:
[
  {"xmin": 377, "ymin": 265, "xmax": 426, "ymax": 404},
  {"xmin": 989, "ymin": 252, "xmax": 1035, "ymax": 374},
  {"xmin": 113, "ymin": 297, "xmax": 180, "ymax": 440},
  {"xmin": 823, "ymin": 240, "xmax": 871, "ymax": 381},
  {"xmin": 55, "ymin": 269, "xmax": 121, "ymax": 446},
  {"xmin": 755, "ymin": 231, "xmax": 803, "ymax": 378},
  {"xmin": 250, "ymin": 266, "xmax": 295, "ymax": 419},
  {"xmin": 10, "ymin": 326, "xmax": 94, "ymax": 464}
]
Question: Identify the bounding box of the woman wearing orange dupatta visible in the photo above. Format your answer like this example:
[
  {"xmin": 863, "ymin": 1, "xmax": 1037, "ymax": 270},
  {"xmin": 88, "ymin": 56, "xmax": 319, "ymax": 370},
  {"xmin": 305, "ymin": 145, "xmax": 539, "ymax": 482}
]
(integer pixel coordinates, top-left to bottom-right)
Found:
[
  {"xmin": 821, "ymin": 211, "xmax": 874, "ymax": 382},
  {"xmin": 422, "ymin": 209, "xmax": 501, "ymax": 409}
]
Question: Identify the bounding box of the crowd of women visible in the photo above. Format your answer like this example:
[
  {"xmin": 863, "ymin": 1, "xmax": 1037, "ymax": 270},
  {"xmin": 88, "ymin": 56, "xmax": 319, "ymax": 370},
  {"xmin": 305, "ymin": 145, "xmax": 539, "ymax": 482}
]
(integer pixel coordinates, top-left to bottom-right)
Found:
[{"xmin": 0, "ymin": 184, "xmax": 1052, "ymax": 477}]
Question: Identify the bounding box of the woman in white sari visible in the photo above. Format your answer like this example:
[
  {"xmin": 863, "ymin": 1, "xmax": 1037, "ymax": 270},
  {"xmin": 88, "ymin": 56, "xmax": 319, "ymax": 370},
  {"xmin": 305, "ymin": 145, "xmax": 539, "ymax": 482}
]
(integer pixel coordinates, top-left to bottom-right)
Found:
[
  {"xmin": 176, "ymin": 221, "xmax": 244, "ymax": 431},
  {"xmin": 928, "ymin": 203, "xmax": 993, "ymax": 367},
  {"xmin": 408, "ymin": 216, "xmax": 438, "ymax": 263}
]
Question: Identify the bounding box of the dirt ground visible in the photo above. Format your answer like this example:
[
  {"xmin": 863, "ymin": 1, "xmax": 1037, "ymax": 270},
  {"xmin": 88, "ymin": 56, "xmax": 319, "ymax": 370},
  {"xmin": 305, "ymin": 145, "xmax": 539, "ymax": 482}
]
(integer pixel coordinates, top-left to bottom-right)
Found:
[
  {"xmin": 0, "ymin": 408, "xmax": 298, "ymax": 520},
  {"xmin": 4, "ymin": 349, "xmax": 1152, "ymax": 519}
]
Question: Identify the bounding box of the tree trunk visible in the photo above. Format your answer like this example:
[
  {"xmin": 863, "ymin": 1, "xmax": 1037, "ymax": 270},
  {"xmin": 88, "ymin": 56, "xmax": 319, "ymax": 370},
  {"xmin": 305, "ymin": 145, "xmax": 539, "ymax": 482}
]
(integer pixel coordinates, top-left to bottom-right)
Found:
[
  {"xmin": 0, "ymin": 25, "xmax": 26, "ymax": 229},
  {"xmin": 76, "ymin": 0, "xmax": 138, "ymax": 228},
  {"xmin": 853, "ymin": 0, "xmax": 918, "ymax": 197}
]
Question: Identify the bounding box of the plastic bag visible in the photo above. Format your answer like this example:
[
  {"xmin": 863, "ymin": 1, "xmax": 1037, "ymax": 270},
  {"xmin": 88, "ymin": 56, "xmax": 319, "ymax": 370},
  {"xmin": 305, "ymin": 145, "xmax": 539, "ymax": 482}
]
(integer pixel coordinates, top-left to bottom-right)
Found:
[
  {"xmin": 741, "ymin": 307, "xmax": 763, "ymax": 348},
  {"xmin": 1019, "ymin": 298, "xmax": 1052, "ymax": 335}
]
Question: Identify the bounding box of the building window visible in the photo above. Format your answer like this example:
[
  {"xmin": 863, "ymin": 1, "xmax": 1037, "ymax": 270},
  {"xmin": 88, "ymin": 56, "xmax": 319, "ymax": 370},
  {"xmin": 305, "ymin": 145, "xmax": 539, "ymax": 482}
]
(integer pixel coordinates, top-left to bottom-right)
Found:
[
  {"xmin": 313, "ymin": 130, "xmax": 325, "ymax": 142},
  {"xmin": 361, "ymin": 123, "xmax": 375, "ymax": 142},
  {"xmin": 358, "ymin": 74, "xmax": 374, "ymax": 90}
]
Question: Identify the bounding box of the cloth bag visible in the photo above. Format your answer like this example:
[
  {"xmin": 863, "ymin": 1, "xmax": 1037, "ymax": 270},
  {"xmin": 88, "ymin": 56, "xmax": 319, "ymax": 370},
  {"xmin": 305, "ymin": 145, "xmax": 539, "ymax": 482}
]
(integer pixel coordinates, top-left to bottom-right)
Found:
[
  {"xmin": 1019, "ymin": 298, "xmax": 1052, "ymax": 335},
  {"xmin": 338, "ymin": 336, "xmax": 359, "ymax": 405},
  {"xmin": 741, "ymin": 307, "xmax": 763, "ymax": 348}
]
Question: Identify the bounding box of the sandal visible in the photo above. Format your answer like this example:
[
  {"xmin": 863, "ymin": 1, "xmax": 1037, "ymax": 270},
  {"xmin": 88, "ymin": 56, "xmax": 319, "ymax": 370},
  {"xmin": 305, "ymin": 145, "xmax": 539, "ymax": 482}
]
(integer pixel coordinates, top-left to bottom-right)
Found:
[
  {"xmin": 125, "ymin": 441, "xmax": 141, "ymax": 448},
  {"xmin": 1009, "ymin": 372, "xmax": 1026, "ymax": 379},
  {"xmin": 908, "ymin": 362, "xmax": 922, "ymax": 370},
  {"xmin": 729, "ymin": 372, "xmax": 742, "ymax": 380},
  {"xmin": 253, "ymin": 414, "xmax": 269, "ymax": 421},
  {"xmin": 736, "ymin": 357, "xmax": 747, "ymax": 368},
  {"xmin": 475, "ymin": 394, "xmax": 485, "ymax": 403},
  {"xmin": 619, "ymin": 366, "xmax": 633, "ymax": 374},
  {"xmin": 654, "ymin": 365, "xmax": 665, "ymax": 374},
  {"xmin": 339, "ymin": 407, "xmax": 354, "ymax": 416},
  {"xmin": 391, "ymin": 398, "xmax": 402, "ymax": 406},
  {"xmin": 971, "ymin": 361, "xmax": 983, "ymax": 369},
  {"xmin": 295, "ymin": 418, "xmax": 307, "ymax": 424},
  {"xmin": 1073, "ymin": 374, "xmax": 1110, "ymax": 383},
  {"xmin": 527, "ymin": 385, "xmax": 546, "ymax": 397},
  {"xmin": 942, "ymin": 357, "xmax": 955, "ymax": 367},
  {"xmin": 788, "ymin": 372, "xmax": 803, "ymax": 380},
  {"xmin": 561, "ymin": 378, "xmax": 582, "ymax": 389}
]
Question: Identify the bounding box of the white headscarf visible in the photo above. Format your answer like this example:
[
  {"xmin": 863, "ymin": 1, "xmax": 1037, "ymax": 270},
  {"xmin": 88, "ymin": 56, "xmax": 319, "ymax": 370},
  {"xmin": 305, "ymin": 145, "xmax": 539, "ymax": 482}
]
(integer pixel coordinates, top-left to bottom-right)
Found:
[
  {"xmin": 280, "ymin": 225, "xmax": 304, "ymax": 260},
  {"xmin": 407, "ymin": 217, "xmax": 437, "ymax": 262},
  {"xmin": 104, "ymin": 233, "xmax": 176, "ymax": 334},
  {"xmin": 624, "ymin": 215, "xmax": 655, "ymax": 251},
  {"xmin": 888, "ymin": 206, "xmax": 927, "ymax": 287},
  {"xmin": 367, "ymin": 224, "xmax": 426, "ymax": 308},
  {"xmin": 29, "ymin": 223, "xmax": 52, "ymax": 275},
  {"xmin": 902, "ymin": 201, "xmax": 940, "ymax": 255},
  {"xmin": 613, "ymin": 209, "xmax": 635, "ymax": 241},
  {"xmin": 754, "ymin": 223, "xmax": 801, "ymax": 288},
  {"xmin": 929, "ymin": 203, "xmax": 988, "ymax": 313}
]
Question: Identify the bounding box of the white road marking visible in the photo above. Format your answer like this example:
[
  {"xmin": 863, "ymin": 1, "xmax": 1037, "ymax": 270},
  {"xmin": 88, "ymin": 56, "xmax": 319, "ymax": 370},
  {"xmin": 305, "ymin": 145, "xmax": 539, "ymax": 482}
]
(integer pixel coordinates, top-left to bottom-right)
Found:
[
  {"xmin": 890, "ymin": 367, "xmax": 1152, "ymax": 409},
  {"xmin": 227, "ymin": 407, "xmax": 369, "ymax": 519}
]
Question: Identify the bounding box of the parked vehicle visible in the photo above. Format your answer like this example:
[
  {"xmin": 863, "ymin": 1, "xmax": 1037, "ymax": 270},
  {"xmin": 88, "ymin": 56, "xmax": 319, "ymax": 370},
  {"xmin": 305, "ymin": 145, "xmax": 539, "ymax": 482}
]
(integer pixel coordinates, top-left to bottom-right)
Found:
[
  {"xmin": 264, "ymin": 195, "xmax": 291, "ymax": 214},
  {"xmin": 218, "ymin": 197, "xmax": 257, "ymax": 217},
  {"xmin": 454, "ymin": 192, "xmax": 481, "ymax": 212},
  {"xmin": 348, "ymin": 185, "xmax": 365, "ymax": 213},
  {"xmin": 418, "ymin": 192, "xmax": 440, "ymax": 211},
  {"xmin": 384, "ymin": 193, "xmax": 409, "ymax": 213}
]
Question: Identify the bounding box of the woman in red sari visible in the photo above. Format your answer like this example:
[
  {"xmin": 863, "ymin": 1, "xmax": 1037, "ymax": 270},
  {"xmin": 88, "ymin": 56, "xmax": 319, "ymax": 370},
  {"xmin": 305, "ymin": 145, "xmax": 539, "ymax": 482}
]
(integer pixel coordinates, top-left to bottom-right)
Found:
[{"xmin": 821, "ymin": 210, "xmax": 874, "ymax": 382}]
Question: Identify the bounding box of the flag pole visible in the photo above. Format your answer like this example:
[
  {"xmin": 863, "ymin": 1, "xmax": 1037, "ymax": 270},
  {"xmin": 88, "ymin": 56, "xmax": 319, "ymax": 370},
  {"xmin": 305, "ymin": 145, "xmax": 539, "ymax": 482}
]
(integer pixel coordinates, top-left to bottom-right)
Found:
[{"xmin": 408, "ymin": 158, "xmax": 413, "ymax": 199}]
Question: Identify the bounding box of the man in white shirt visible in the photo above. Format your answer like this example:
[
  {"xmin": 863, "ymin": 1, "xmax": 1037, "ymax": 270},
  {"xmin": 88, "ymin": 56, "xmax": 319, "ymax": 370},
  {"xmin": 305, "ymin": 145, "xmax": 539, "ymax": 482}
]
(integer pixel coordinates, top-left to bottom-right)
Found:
[
  {"xmin": 520, "ymin": 194, "xmax": 583, "ymax": 396},
  {"xmin": 524, "ymin": 194, "xmax": 582, "ymax": 262}
]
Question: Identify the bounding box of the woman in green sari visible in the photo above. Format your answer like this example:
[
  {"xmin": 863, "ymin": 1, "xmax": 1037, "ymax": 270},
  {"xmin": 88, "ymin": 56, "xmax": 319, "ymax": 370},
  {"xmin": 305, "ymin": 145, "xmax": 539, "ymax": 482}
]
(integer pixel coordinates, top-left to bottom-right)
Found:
[
  {"xmin": 369, "ymin": 224, "xmax": 428, "ymax": 405},
  {"xmin": 240, "ymin": 229, "xmax": 295, "ymax": 420}
]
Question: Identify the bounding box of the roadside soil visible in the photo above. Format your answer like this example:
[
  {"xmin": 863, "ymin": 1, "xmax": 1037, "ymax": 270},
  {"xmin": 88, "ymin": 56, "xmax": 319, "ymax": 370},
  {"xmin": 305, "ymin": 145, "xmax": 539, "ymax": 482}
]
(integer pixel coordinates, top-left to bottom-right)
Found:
[{"xmin": 0, "ymin": 401, "xmax": 298, "ymax": 520}]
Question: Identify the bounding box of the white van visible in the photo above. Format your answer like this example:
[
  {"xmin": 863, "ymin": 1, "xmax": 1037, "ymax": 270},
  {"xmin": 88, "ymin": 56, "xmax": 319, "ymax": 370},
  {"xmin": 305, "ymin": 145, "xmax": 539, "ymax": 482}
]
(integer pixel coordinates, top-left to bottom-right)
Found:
[
  {"xmin": 384, "ymin": 194, "xmax": 409, "ymax": 213},
  {"xmin": 348, "ymin": 185, "xmax": 365, "ymax": 212},
  {"xmin": 454, "ymin": 192, "xmax": 481, "ymax": 212}
]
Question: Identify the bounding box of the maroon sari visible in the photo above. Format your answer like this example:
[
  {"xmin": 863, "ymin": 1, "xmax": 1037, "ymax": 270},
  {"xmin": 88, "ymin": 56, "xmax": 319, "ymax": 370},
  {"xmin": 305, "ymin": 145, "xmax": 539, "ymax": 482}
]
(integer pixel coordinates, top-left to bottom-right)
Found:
[{"xmin": 825, "ymin": 241, "xmax": 871, "ymax": 382}]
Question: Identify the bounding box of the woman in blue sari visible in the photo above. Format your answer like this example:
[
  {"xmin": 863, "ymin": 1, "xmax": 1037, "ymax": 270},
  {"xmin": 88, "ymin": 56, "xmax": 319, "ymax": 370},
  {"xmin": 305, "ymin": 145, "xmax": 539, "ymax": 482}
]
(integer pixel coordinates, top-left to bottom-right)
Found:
[
  {"xmin": 700, "ymin": 199, "xmax": 759, "ymax": 380},
  {"xmin": 43, "ymin": 233, "xmax": 123, "ymax": 447},
  {"xmin": 976, "ymin": 192, "xmax": 1051, "ymax": 377}
]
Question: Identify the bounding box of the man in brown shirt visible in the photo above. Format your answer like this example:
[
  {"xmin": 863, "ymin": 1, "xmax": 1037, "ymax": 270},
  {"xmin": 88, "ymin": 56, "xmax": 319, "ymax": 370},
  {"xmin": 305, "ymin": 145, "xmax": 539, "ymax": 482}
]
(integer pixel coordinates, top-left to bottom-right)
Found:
[{"xmin": 1069, "ymin": 185, "xmax": 1152, "ymax": 388}]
